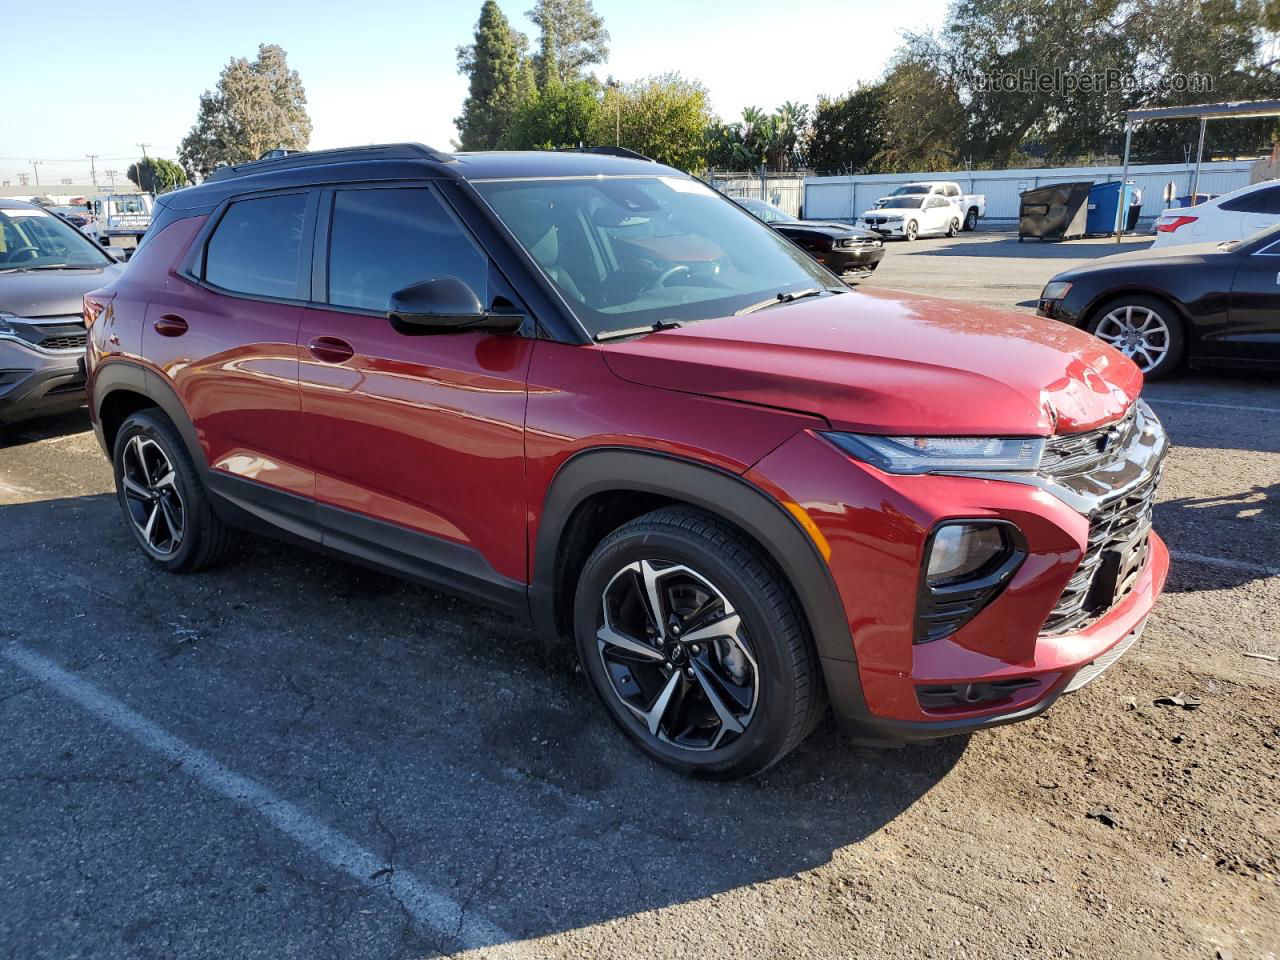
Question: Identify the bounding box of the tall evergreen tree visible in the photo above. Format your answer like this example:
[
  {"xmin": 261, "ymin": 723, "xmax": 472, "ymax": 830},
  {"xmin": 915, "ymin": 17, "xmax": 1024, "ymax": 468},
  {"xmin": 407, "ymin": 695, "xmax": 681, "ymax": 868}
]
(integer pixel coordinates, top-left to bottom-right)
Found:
[
  {"xmin": 527, "ymin": 0, "xmax": 609, "ymax": 84},
  {"xmin": 455, "ymin": 1, "xmax": 527, "ymax": 150}
]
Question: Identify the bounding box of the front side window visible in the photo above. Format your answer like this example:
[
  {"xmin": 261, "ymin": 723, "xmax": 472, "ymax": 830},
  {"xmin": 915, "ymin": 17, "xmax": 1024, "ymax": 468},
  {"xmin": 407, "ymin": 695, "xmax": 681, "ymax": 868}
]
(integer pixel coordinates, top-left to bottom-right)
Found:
[
  {"xmin": 205, "ymin": 194, "xmax": 307, "ymax": 299},
  {"xmin": 0, "ymin": 206, "xmax": 111, "ymax": 271},
  {"xmin": 475, "ymin": 175, "xmax": 836, "ymax": 338},
  {"xmin": 326, "ymin": 188, "xmax": 488, "ymax": 311}
]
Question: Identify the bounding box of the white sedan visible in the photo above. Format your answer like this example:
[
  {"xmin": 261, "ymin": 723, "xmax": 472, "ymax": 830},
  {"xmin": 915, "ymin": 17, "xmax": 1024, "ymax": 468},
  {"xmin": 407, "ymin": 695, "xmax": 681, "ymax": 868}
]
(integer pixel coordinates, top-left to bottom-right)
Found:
[
  {"xmin": 1152, "ymin": 179, "xmax": 1280, "ymax": 247},
  {"xmin": 857, "ymin": 195, "xmax": 962, "ymax": 241}
]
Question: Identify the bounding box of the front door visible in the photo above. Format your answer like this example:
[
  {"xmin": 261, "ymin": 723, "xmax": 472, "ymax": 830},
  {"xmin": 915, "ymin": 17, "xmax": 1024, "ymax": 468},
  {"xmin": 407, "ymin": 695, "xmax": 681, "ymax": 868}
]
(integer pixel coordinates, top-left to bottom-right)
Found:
[
  {"xmin": 296, "ymin": 184, "xmax": 532, "ymax": 605},
  {"xmin": 1225, "ymin": 241, "xmax": 1280, "ymax": 364}
]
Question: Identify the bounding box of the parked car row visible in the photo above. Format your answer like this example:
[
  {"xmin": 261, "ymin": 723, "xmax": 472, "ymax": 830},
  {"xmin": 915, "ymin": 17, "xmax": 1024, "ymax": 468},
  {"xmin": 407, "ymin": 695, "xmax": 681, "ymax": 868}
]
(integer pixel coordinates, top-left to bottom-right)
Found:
[
  {"xmin": 733, "ymin": 197, "xmax": 885, "ymax": 278},
  {"xmin": 857, "ymin": 180, "xmax": 986, "ymax": 240}
]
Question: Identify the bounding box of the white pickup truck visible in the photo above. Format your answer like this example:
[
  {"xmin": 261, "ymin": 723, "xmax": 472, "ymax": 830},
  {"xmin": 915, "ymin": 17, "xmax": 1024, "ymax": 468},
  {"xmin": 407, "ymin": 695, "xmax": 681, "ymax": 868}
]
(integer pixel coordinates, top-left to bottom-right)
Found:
[{"xmin": 874, "ymin": 181, "xmax": 985, "ymax": 231}]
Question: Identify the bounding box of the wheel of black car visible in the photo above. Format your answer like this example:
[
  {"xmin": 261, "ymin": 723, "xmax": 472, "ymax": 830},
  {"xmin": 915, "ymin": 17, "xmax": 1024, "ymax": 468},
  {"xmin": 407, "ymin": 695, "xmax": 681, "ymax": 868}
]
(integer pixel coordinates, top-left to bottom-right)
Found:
[
  {"xmin": 946, "ymin": 217, "xmax": 960, "ymax": 238},
  {"xmin": 1087, "ymin": 294, "xmax": 1185, "ymax": 380},
  {"xmin": 904, "ymin": 220, "xmax": 918, "ymax": 241},
  {"xmin": 112, "ymin": 409, "xmax": 235, "ymax": 572},
  {"xmin": 964, "ymin": 208, "xmax": 978, "ymax": 231},
  {"xmin": 573, "ymin": 507, "xmax": 824, "ymax": 779}
]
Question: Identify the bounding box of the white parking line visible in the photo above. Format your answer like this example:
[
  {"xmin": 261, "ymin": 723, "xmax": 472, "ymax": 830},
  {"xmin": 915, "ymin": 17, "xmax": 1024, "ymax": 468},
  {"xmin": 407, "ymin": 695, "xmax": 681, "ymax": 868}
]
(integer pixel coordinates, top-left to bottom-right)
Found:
[
  {"xmin": 1, "ymin": 644, "xmax": 514, "ymax": 953},
  {"xmin": 1170, "ymin": 550, "xmax": 1280, "ymax": 577},
  {"xmin": 1146, "ymin": 397, "xmax": 1280, "ymax": 415}
]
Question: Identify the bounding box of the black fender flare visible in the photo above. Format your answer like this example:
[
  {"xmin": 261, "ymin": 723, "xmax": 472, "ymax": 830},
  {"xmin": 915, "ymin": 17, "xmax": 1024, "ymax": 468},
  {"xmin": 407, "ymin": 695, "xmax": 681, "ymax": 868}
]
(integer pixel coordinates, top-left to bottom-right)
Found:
[
  {"xmin": 92, "ymin": 360, "xmax": 209, "ymax": 476},
  {"xmin": 530, "ymin": 447, "xmax": 859, "ymax": 667}
]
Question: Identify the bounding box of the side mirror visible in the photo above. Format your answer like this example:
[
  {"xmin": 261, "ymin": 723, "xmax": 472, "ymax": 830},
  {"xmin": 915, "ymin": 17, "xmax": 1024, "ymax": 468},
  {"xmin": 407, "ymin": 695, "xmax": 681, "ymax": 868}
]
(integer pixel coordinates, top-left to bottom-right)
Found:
[
  {"xmin": 387, "ymin": 277, "xmax": 523, "ymax": 334},
  {"xmin": 106, "ymin": 247, "xmax": 129, "ymax": 262}
]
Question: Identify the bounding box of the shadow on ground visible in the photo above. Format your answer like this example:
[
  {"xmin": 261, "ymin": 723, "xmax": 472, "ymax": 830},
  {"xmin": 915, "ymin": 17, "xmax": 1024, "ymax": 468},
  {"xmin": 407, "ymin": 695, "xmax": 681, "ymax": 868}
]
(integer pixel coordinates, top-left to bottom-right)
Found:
[
  {"xmin": 0, "ymin": 409, "xmax": 90, "ymax": 449},
  {"xmin": 1, "ymin": 492, "xmax": 965, "ymax": 955},
  {"xmin": 894, "ymin": 233, "xmax": 1154, "ymax": 259}
]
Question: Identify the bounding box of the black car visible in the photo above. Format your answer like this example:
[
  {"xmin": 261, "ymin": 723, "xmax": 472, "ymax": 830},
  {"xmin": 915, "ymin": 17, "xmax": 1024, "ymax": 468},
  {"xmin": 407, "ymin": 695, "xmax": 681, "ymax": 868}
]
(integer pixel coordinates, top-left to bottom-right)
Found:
[
  {"xmin": 735, "ymin": 197, "xmax": 885, "ymax": 278},
  {"xmin": 1037, "ymin": 223, "xmax": 1280, "ymax": 379}
]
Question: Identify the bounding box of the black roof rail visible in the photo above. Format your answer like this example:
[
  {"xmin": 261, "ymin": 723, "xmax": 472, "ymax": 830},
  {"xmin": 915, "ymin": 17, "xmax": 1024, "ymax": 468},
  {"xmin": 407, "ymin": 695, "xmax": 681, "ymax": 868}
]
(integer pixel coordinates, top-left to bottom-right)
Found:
[
  {"xmin": 205, "ymin": 143, "xmax": 454, "ymax": 182},
  {"xmin": 565, "ymin": 146, "xmax": 655, "ymax": 162}
]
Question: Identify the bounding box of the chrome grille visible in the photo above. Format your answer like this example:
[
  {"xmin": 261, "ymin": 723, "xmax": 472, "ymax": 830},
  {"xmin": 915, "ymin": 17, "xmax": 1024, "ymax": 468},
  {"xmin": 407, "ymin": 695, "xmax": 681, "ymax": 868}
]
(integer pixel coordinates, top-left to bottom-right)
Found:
[
  {"xmin": 1042, "ymin": 465, "xmax": 1161, "ymax": 634},
  {"xmin": 9, "ymin": 317, "xmax": 87, "ymax": 353},
  {"xmin": 1042, "ymin": 405, "xmax": 1138, "ymax": 477}
]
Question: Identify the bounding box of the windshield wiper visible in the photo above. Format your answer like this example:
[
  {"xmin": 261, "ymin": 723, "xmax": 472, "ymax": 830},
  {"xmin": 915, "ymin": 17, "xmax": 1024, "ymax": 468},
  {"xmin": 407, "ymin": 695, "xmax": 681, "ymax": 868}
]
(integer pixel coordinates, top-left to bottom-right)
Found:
[
  {"xmin": 0, "ymin": 263, "xmax": 79, "ymax": 273},
  {"xmin": 594, "ymin": 319, "xmax": 683, "ymax": 342},
  {"xmin": 734, "ymin": 287, "xmax": 829, "ymax": 316}
]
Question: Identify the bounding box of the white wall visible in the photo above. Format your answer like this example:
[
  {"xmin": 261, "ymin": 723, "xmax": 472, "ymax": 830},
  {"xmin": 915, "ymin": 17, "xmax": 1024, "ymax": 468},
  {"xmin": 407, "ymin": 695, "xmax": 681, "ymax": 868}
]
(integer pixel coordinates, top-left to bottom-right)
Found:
[{"xmin": 804, "ymin": 161, "xmax": 1257, "ymax": 223}]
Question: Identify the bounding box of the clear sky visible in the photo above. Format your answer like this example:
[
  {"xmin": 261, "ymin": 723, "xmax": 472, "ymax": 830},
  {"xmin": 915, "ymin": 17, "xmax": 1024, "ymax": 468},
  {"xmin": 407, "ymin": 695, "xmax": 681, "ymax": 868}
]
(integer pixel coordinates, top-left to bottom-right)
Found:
[{"xmin": 2, "ymin": 0, "xmax": 947, "ymax": 185}]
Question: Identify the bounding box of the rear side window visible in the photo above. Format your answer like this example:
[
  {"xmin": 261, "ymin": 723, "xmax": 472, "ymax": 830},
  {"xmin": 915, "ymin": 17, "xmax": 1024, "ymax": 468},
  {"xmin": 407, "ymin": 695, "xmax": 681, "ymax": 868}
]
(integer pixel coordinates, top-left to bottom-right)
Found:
[
  {"xmin": 1220, "ymin": 186, "xmax": 1280, "ymax": 215},
  {"xmin": 205, "ymin": 194, "xmax": 308, "ymax": 299},
  {"xmin": 326, "ymin": 188, "xmax": 488, "ymax": 311}
]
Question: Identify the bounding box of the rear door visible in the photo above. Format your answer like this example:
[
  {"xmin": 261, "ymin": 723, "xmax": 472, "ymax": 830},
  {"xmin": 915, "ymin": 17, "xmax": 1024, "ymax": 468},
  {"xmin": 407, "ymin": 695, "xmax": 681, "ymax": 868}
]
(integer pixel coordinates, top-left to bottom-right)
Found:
[
  {"xmin": 1226, "ymin": 237, "xmax": 1280, "ymax": 363},
  {"xmin": 142, "ymin": 189, "xmax": 317, "ymax": 515},
  {"xmin": 296, "ymin": 183, "xmax": 533, "ymax": 602}
]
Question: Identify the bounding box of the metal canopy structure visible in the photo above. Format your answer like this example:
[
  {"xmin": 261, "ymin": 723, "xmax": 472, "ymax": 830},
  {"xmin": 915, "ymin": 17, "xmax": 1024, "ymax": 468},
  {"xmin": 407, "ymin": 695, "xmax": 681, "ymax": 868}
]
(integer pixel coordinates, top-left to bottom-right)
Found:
[{"xmin": 1114, "ymin": 99, "xmax": 1280, "ymax": 240}]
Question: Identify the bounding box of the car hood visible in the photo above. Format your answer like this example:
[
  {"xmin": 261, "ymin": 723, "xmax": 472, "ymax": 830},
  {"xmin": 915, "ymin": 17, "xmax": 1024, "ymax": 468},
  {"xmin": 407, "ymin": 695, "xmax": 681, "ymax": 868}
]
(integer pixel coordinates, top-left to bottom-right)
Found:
[
  {"xmin": 779, "ymin": 221, "xmax": 879, "ymax": 239},
  {"xmin": 1055, "ymin": 242, "xmax": 1228, "ymax": 278},
  {"xmin": 601, "ymin": 288, "xmax": 1140, "ymax": 435},
  {"xmin": 0, "ymin": 263, "xmax": 123, "ymax": 318},
  {"xmin": 861, "ymin": 206, "xmax": 925, "ymax": 217}
]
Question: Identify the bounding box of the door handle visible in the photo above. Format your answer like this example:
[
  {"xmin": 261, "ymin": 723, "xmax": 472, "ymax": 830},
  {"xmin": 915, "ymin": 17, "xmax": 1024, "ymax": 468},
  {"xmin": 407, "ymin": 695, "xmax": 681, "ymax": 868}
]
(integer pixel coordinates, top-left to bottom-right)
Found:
[
  {"xmin": 306, "ymin": 336, "xmax": 355, "ymax": 364},
  {"xmin": 153, "ymin": 314, "xmax": 188, "ymax": 337}
]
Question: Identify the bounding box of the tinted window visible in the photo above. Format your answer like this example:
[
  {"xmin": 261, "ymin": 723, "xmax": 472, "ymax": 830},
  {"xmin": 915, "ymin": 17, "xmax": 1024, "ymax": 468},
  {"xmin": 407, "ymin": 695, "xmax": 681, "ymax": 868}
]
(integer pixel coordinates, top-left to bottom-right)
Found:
[
  {"xmin": 205, "ymin": 194, "xmax": 307, "ymax": 298},
  {"xmin": 327, "ymin": 188, "xmax": 487, "ymax": 311},
  {"xmin": 1220, "ymin": 186, "xmax": 1280, "ymax": 215},
  {"xmin": 945, "ymin": 184, "xmax": 960, "ymax": 196}
]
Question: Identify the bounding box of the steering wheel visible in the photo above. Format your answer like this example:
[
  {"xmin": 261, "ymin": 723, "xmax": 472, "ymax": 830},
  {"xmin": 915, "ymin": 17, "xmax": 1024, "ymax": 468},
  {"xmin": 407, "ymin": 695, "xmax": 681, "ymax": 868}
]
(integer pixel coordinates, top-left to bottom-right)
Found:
[
  {"xmin": 1, "ymin": 245, "xmax": 39, "ymax": 263},
  {"xmin": 642, "ymin": 264, "xmax": 690, "ymax": 294}
]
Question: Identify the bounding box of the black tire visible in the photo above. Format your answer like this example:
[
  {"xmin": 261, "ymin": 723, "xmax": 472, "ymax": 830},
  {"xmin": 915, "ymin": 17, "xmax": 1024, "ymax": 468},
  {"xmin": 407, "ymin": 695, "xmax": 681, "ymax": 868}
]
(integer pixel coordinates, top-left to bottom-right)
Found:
[
  {"xmin": 1086, "ymin": 294, "xmax": 1186, "ymax": 381},
  {"xmin": 904, "ymin": 219, "xmax": 918, "ymax": 241},
  {"xmin": 112, "ymin": 409, "xmax": 235, "ymax": 572},
  {"xmin": 964, "ymin": 208, "xmax": 978, "ymax": 231},
  {"xmin": 946, "ymin": 217, "xmax": 960, "ymax": 238},
  {"xmin": 573, "ymin": 506, "xmax": 825, "ymax": 780}
]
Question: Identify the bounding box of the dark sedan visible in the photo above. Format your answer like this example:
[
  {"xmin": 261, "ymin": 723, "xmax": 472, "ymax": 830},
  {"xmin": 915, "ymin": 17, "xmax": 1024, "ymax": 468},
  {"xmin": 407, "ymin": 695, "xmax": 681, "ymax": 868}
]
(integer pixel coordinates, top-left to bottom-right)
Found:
[
  {"xmin": 1037, "ymin": 223, "xmax": 1280, "ymax": 379},
  {"xmin": 735, "ymin": 197, "xmax": 885, "ymax": 279}
]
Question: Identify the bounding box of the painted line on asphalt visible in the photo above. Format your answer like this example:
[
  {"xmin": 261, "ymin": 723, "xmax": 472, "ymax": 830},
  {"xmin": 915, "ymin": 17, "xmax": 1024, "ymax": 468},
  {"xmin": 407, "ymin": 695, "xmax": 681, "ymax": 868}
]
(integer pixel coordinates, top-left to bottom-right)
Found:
[
  {"xmin": 1170, "ymin": 550, "xmax": 1280, "ymax": 577},
  {"xmin": 1, "ymin": 643, "xmax": 514, "ymax": 953},
  {"xmin": 1146, "ymin": 397, "xmax": 1280, "ymax": 415}
]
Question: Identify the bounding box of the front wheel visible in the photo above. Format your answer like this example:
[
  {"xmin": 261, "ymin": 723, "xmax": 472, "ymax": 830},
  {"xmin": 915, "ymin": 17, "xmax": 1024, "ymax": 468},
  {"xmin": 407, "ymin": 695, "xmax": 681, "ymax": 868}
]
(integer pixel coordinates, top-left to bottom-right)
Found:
[
  {"xmin": 1087, "ymin": 295, "xmax": 1186, "ymax": 380},
  {"xmin": 904, "ymin": 220, "xmax": 918, "ymax": 241},
  {"xmin": 573, "ymin": 507, "xmax": 824, "ymax": 779}
]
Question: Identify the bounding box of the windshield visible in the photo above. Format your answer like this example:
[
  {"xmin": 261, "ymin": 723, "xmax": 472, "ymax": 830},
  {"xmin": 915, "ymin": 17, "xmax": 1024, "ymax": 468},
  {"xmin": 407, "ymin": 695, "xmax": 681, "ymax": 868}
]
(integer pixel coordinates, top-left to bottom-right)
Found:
[
  {"xmin": 0, "ymin": 206, "xmax": 111, "ymax": 270},
  {"xmin": 891, "ymin": 185, "xmax": 929, "ymax": 196},
  {"xmin": 737, "ymin": 198, "xmax": 796, "ymax": 224},
  {"xmin": 475, "ymin": 175, "xmax": 837, "ymax": 337},
  {"xmin": 883, "ymin": 196, "xmax": 925, "ymax": 209}
]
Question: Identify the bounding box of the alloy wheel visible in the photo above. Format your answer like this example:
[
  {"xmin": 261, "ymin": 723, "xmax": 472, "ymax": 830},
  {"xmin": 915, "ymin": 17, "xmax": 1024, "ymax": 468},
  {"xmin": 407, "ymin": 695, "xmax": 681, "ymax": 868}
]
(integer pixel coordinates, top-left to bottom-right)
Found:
[
  {"xmin": 1094, "ymin": 304, "xmax": 1171, "ymax": 373},
  {"xmin": 121, "ymin": 435, "xmax": 185, "ymax": 556},
  {"xmin": 596, "ymin": 559, "xmax": 758, "ymax": 751},
  {"xmin": 905, "ymin": 220, "xmax": 918, "ymax": 241}
]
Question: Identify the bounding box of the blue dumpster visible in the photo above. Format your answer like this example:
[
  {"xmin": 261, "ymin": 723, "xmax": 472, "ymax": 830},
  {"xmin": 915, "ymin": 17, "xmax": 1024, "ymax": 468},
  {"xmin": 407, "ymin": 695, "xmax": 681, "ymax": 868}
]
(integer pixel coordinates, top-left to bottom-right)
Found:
[{"xmin": 1086, "ymin": 180, "xmax": 1138, "ymax": 236}]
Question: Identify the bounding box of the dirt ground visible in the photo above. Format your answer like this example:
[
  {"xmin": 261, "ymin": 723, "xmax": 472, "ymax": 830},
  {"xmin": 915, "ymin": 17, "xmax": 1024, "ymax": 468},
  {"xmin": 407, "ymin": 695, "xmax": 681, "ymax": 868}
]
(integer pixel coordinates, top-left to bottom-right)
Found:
[{"xmin": 1, "ymin": 227, "xmax": 1277, "ymax": 960}]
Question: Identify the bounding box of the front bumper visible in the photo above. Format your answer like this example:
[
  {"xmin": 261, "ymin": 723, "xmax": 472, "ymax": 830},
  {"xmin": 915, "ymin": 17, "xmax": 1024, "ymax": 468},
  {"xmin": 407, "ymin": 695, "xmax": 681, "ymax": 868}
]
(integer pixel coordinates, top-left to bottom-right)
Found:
[
  {"xmin": 746, "ymin": 405, "xmax": 1170, "ymax": 745},
  {"xmin": 825, "ymin": 245, "xmax": 885, "ymax": 276},
  {"xmin": 0, "ymin": 338, "xmax": 86, "ymax": 421}
]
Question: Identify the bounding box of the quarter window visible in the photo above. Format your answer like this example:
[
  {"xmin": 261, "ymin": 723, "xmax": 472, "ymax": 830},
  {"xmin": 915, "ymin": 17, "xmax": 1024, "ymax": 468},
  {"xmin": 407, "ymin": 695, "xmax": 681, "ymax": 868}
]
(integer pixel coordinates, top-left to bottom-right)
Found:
[
  {"xmin": 205, "ymin": 194, "xmax": 308, "ymax": 299},
  {"xmin": 1220, "ymin": 186, "xmax": 1280, "ymax": 215},
  {"xmin": 326, "ymin": 188, "xmax": 488, "ymax": 311}
]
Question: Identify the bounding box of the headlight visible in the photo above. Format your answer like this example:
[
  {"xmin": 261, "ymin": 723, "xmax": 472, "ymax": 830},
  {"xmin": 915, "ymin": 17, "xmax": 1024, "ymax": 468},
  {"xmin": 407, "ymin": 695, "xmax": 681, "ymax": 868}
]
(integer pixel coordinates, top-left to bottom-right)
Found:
[
  {"xmin": 824, "ymin": 433, "xmax": 1045, "ymax": 474},
  {"xmin": 926, "ymin": 523, "xmax": 1008, "ymax": 585},
  {"xmin": 1041, "ymin": 281, "xmax": 1072, "ymax": 300}
]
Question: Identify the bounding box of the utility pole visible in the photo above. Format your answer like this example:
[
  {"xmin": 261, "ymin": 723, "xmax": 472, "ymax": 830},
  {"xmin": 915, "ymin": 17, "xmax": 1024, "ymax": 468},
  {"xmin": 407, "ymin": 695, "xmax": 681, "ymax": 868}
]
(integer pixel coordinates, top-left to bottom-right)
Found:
[
  {"xmin": 137, "ymin": 142, "xmax": 151, "ymax": 159},
  {"xmin": 86, "ymin": 153, "xmax": 99, "ymax": 188},
  {"xmin": 105, "ymin": 169, "xmax": 119, "ymax": 189},
  {"xmin": 29, "ymin": 160, "xmax": 42, "ymax": 186}
]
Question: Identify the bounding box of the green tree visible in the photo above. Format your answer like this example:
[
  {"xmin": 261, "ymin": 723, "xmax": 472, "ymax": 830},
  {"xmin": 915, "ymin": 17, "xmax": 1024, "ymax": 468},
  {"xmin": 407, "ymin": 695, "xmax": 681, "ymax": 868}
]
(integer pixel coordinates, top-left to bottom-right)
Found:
[
  {"xmin": 127, "ymin": 157, "xmax": 188, "ymax": 194},
  {"xmin": 178, "ymin": 43, "xmax": 311, "ymax": 179},
  {"xmin": 527, "ymin": 0, "xmax": 609, "ymax": 84},
  {"xmin": 591, "ymin": 74, "xmax": 712, "ymax": 169},
  {"xmin": 455, "ymin": 1, "xmax": 529, "ymax": 150},
  {"xmin": 808, "ymin": 85, "xmax": 889, "ymax": 173},
  {"xmin": 875, "ymin": 56, "xmax": 967, "ymax": 172}
]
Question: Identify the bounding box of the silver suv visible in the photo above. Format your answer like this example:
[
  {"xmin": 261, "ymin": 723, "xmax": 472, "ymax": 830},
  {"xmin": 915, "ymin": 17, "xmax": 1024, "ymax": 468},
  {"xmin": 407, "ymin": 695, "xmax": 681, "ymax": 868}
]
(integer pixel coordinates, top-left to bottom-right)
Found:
[{"xmin": 0, "ymin": 198, "xmax": 123, "ymax": 421}]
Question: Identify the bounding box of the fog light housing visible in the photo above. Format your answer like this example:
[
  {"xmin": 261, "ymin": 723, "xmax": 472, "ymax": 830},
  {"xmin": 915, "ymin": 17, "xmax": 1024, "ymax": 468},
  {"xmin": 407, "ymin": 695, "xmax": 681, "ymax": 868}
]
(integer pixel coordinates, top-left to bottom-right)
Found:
[{"xmin": 915, "ymin": 521, "xmax": 1025, "ymax": 643}]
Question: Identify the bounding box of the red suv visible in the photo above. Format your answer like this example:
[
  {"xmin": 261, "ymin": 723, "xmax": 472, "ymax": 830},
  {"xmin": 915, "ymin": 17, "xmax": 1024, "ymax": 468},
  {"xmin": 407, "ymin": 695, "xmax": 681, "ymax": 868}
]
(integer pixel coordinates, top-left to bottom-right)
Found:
[{"xmin": 85, "ymin": 145, "xmax": 1169, "ymax": 778}]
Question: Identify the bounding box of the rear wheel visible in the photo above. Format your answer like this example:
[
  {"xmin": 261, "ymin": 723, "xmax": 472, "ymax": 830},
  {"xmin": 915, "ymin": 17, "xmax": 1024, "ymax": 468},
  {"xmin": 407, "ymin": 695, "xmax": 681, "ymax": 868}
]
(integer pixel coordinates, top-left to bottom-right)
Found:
[
  {"xmin": 1087, "ymin": 294, "xmax": 1185, "ymax": 380},
  {"xmin": 573, "ymin": 507, "xmax": 824, "ymax": 779},
  {"xmin": 904, "ymin": 220, "xmax": 918, "ymax": 241},
  {"xmin": 964, "ymin": 208, "xmax": 978, "ymax": 231},
  {"xmin": 112, "ymin": 409, "xmax": 235, "ymax": 572},
  {"xmin": 946, "ymin": 217, "xmax": 961, "ymax": 238}
]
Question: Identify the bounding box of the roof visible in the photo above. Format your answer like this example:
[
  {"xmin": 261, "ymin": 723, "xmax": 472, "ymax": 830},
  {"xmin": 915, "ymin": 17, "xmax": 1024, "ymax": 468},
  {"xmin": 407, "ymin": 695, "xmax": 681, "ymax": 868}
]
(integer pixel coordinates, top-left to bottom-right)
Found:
[
  {"xmin": 1126, "ymin": 99, "xmax": 1280, "ymax": 122},
  {"xmin": 0, "ymin": 197, "xmax": 39, "ymax": 209}
]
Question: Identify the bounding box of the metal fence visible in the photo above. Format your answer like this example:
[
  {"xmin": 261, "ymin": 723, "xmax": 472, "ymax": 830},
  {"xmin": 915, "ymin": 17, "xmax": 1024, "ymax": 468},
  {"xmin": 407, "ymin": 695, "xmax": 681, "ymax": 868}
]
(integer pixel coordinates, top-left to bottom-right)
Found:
[
  {"xmin": 705, "ymin": 170, "xmax": 809, "ymax": 217},
  {"xmin": 803, "ymin": 160, "xmax": 1259, "ymax": 224}
]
